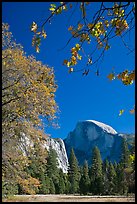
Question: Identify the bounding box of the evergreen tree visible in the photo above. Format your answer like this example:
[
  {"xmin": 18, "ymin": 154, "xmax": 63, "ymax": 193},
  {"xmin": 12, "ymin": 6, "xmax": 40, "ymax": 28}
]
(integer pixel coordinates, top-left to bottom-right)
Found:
[
  {"xmin": 107, "ymin": 162, "xmax": 117, "ymax": 195},
  {"xmin": 128, "ymin": 150, "xmax": 135, "ymax": 194},
  {"xmin": 39, "ymin": 171, "xmax": 47, "ymax": 194},
  {"xmin": 113, "ymin": 161, "xmax": 118, "ymax": 171},
  {"xmin": 42, "ymin": 176, "xmax": 50, "ymax": 194},
  {"xmin": 49, "ymin": 178, "xmax": 55, "ymax": 194},
  {"xmin": 90, "ymin": 146, "xmax": 104, "ymax": 195},
  {"xmin": 46, "ymin": 147, "xmax": 59, "ymax": 192},
  {"xmin": 79, "ymin": 160, "xmax": 90, "ymax": 195},
  {"xmin": 102, "ymin": 159, "xmax": 109, "ymax": 195},
  {"xmin": 57, "ymin": 169, "xmax": 65, "ymax": 194},
  {"xmin": 120, "ymin": 138, "xmax": 130, "ymax": 168},
  {"xmin": 68, "ymin": 148, "xmax": 80, "ymax": 194},
  {"xmin": 119, "ymin": 138, "xmax": 130, "ymax": 195},
  {"xmin": 115, "ymin": 163, "xmax": 126, "ymax": 195},
  {"xmin": 64, "ymin": 174, "xmax": 71, "ymax": 194}
]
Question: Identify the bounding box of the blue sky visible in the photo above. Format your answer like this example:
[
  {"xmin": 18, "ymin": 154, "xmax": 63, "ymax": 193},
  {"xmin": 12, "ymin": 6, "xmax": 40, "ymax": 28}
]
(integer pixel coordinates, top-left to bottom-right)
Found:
[{"xmin": 2, "ymin": 2, "xmax": 135, "ymax": 139}]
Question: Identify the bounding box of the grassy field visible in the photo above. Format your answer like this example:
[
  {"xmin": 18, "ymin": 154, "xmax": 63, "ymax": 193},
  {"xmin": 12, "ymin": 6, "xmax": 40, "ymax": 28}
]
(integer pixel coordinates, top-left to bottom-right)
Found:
[{"xmin": 3, "ymin": 194, "xmax": 135, "ymax": 202}]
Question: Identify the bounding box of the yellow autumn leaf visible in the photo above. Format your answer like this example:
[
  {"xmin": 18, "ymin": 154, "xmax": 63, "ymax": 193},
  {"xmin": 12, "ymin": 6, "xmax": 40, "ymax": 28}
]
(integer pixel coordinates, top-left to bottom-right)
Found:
[
  {"xmin": 129, "ymin": 72, "xmax": 135, "ymax": 81},
  {"xmin": 104, "ymin": 20, "xmax": 109, "ymax": 27},
  {"xmin": 49, "ymin": 7, "xmax": 56, "ymax": 12},
  {"xmin": 68, "ymin": 26, "xmax": 73, "ymax": 31},
  {"xmin": 36, "ymin": 32, "xmax": 41, "ymax": 35},
  {"xmin": 88, "ymin": 23, "xmax": 94, "ymax": 29},
  {"xmin": 42, "ymin": 31, "xmax": 47, "ymax": 39},
  {"xmin": 67, "ymin": 61, "xmax": 71, "ymax": 67},
  {"xmin": 75, "ymin": 43, "xmax": 81, "ymax": 50},
  {"xmin": 119, "ymin": 109, "xmax": 124, "ymax": 116},
  {"xmin": 77, "ymin": 54, "xmax": 82, "ymax": 60},
  {"xmin": 71, "ymin": 55, "xmax": 77, "ymax": 61},
  {"xmin": 68, "ymin": 67, "xmax": 74, "ymax": 73},
  {"xmin": 63, "ymin": 59, "xmax": 68, "ymax": 65},
  {"xmin": 107, "ymin": 73, "xmax": 115, "ymax": 80},
  {"xmin": 77, "ymin": 23, "xmax": 83, "ymax": 30},
  {"xmin": 105, "ymin": 44, "xmax": 110, "ymax": 50},
  {"xmin": 31, "ymin": 22, "xmax": 38, "ymax": 32},
  {"xmin": 130, "ymin": 109, "xmax": 135, "ymax": 114},
  {"xmin": 71, "ymin": 47, "xmax": 76, "ymax": 53},
  {"xmin": 36, "ymin": 46, "xmax": 40, "ymax": 53}
]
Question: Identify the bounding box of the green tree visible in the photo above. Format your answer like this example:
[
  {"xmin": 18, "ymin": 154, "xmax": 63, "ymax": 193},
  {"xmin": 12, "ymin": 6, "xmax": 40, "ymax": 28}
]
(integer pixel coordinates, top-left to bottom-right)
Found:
[
  {"xmin": 115, "ymin": 163, "xmax": 127, "ymax": 195},
  {"xmin": 79, "ymin": 160, "xmax": 90, "ymax": 195},
  {"xmin": 46, "ymin": 147, "xmax": 59, "ymax": 193},
  {"xmin": 57, "ymin": 169, "xmax": 66, "ymax": 194},
  {"xmin": 119, "ymin": 138, "xmax": 135, "ymax": 195},
  {"xmin": 44, "ymin": 176, "xmax": 51, "ymax": 194},
  {"xmin": 102, "ymin": 159, "xmax": 109, "ymax": 195},
  {"xmin": 120, "ymin": 138, "xmax": 130, "ymax": 168},
  {"xmin": 128, "ymin": 151, "xmax": 135, "ymax": 193},
  {"xmin": 38, "ymin": 172, "xmax": 47, "ymax": 194},
  {"xmin": 64, "ymin": 174, "xmax": 71, "ymax": 194},
  {"xmin": 49, "ymin": 178, "xmax": 56, "ymax": 194},
  {"xmin": 68, "ymin": 148, "xmax": 80, "ymax": 194},
  {"xmin": 107, "ymin": 162, "xmax": 117, "ymax": 195},
  {"xmin": 90, "ymin": 146, "xmax": 104, "ymax": 195}
]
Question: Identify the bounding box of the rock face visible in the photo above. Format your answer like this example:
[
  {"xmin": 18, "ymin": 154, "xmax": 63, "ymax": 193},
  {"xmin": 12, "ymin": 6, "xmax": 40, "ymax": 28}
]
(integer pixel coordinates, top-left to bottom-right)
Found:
[
  {"xmin": 64, "ymin": 120, "xmax": 134, "ymax": 166},
  {"xmin": 19, "ymin": 133, "xmax": 69, "ymax": 173},
  {"xmin": 43, "ymin": 137, "xmax": 69, "ymax": 173}
]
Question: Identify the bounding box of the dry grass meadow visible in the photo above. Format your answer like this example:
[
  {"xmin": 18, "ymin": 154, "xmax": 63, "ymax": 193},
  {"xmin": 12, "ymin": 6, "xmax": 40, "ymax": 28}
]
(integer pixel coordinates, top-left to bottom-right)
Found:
[{"xmin": 3, "ymin": 194, "xmax": 135, "ymax": 202}]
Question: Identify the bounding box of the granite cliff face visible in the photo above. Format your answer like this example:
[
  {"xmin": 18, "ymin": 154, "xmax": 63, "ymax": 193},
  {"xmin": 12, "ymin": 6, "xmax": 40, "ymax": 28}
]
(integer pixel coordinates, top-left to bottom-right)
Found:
[
  {"xmin": 43, "ymin": 137, "xmax": 69, "ymax": 173},
  {"xmin": 19, "ymin": 133, "xmax": 69, "ymax": 173},
  {"xmin": 64, "ymin": 120, "xmax": 134, "ymax": 166}
]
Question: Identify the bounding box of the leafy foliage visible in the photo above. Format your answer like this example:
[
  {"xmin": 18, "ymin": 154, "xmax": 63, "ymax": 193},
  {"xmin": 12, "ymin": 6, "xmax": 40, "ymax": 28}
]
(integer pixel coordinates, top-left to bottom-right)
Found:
[
  {"xmin": 2, "ymin": 23, "xmax": 58, "ymax": 197},
  {"xmin": 30, "ymin": 2, "xmax": 135, "ymax": 114}
]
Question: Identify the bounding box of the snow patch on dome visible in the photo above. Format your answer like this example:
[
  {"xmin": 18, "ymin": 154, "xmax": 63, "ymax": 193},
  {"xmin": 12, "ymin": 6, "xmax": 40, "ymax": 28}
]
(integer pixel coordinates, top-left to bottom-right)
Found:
[{"xmin": 86, "ymin": 120, "xmax": 117, "ymax": 134}]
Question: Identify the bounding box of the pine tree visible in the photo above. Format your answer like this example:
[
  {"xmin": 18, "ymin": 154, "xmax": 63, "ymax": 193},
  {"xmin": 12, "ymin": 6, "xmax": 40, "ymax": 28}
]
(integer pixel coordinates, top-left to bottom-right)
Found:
[
  {"xmin": 49, "ymin": 178, "xmax": 55, "ymax": 194},
  {"xmin": 120, "ymin": 138, "xmax": 130, "ymax": 168},
  {"xmin": 90, "ymin": 146, "xmax": 104, "ymax": 195},
  {"xmin": 79, "ymin": 160, "xmax": 90, "ymax": 195},
  {"xmin": 42, "ymin": 175, "xmax": 50, "ymax": 194},
  {"xmin": 57, "ymin": 169, "xmax": 65, "ymax": 194},
  {"xmin": 68, "ymin": 148, "xmax": 80, "ymax": 194},
  {"xmin": 119, "ymin": 138, "xmax": 130, "ymax": 195},
  {"xmin": 115, "ymin": 163, "xmax": 126, "ymax": 195},
  {"xmin": 39, "ymin": 171, "xmax": 47, "ymax": 194},
  {"xmin": 107, "ymin": 162, "xmax": 117, "ymax": 195},
  {"xmin": 113, "ymin": 161, "xmax": 117, "ymax": 170},
  {"xmin": 102, "ymin": 159, "xmax": 109, "ymax": 195},
  {"xmin": 46, "ymin": 147, "xmax": 59, "ymax": 192},
  {"xmin": 64, "ymin": 174, "xmax": 71, "ymax": 194}
]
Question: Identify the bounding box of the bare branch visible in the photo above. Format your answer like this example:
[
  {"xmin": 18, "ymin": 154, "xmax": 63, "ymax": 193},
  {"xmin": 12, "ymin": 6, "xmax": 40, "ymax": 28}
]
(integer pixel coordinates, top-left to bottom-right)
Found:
[{"xmin": 41, "ymin": 2, "xmax": 69, "ymax": 31}]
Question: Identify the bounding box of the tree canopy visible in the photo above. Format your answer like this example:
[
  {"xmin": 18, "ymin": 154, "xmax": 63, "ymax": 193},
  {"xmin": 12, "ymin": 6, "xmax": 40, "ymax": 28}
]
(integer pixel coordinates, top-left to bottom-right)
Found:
[
  {"xmin": 30, "ymin": 2, "xmax": 135, "ymax": 115},
  {"xmin": 2, "ymin": 22, "xmax": 58, "ymax": 196}
]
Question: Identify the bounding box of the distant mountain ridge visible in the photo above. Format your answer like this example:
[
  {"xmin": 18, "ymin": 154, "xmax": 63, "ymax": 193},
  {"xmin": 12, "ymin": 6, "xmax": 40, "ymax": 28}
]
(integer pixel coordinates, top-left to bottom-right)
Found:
[{"xmin": 64, "ymin": 120, "xmax": 134, "ymax": 166}]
